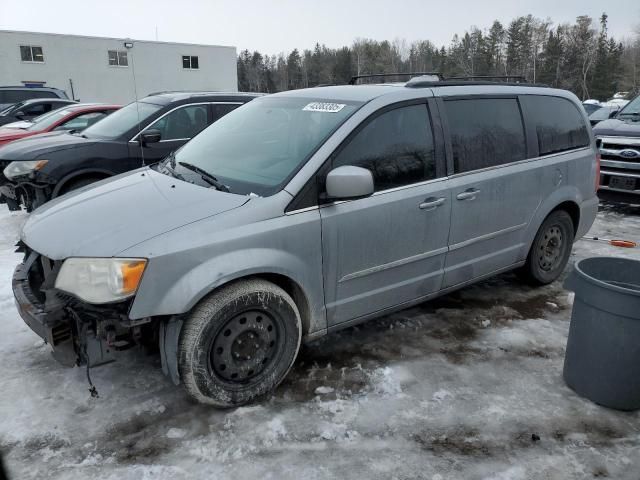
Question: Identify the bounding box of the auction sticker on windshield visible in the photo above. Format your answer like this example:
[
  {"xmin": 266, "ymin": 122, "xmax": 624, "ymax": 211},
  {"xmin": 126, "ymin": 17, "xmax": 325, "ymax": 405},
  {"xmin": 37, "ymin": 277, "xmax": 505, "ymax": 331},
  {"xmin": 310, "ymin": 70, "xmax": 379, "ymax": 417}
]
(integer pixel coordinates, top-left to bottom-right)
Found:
[{"xmin": 303, "ymin": 102, "xmax": 346, "ymax": 113}]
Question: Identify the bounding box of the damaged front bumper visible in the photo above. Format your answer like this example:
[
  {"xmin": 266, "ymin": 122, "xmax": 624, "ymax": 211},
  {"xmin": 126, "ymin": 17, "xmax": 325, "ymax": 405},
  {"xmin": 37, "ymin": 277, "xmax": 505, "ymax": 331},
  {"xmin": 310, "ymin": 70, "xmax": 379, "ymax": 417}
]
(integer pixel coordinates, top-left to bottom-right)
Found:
[
  {"xmin": 12, "ymin": 260, "xmax": 78, "ymax": 365},
  {"xmin": 12, "ymin": 249, "xmax": 143, "ymax": 368},
  {"xmin": 0, "ymin": 178, "xmax": 49, "ymax": 212}
]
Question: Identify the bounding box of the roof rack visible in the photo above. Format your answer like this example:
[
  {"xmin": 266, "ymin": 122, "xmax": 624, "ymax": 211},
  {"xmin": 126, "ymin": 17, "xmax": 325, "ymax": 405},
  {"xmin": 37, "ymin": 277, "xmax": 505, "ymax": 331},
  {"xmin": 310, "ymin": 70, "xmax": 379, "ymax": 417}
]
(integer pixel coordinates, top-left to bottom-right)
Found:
[
  {"xmin": 405, "ymin": 75, "xmax": 549, "ymax": 89},
  {"xmin": 348, "ymin": 72, "xmax": 442, "ymax": 85},
  {"xmin": 445, "ymin": 75, "xmax": 528, "ymax": 82}
]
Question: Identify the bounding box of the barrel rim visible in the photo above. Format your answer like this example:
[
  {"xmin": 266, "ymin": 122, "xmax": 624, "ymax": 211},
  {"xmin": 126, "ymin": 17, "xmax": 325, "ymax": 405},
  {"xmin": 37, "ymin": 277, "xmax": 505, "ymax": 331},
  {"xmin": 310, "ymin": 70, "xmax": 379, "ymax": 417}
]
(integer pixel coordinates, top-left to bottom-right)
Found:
[{"xmin": 573, "ymin": 256, "xmax": 640, "ymax": 297}]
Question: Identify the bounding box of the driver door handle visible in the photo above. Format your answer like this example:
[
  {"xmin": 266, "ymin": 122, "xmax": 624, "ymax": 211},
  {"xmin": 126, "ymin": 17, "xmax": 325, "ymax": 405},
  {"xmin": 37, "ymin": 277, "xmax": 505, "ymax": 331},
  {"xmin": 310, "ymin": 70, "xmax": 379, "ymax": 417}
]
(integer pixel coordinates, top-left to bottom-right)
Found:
[
  {"xmin": 419, "ymin": 197, "xmax": 446, "ymax": 210},
  {"xmin": 456, "ymin": 188, "xmax": 480, "ymax": 201}
]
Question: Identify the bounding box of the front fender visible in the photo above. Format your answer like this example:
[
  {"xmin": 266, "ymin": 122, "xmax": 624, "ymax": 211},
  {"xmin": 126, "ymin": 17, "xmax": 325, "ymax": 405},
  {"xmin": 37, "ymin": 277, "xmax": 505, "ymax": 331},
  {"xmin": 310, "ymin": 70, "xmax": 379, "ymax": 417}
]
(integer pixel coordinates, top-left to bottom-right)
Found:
[
  {"xmin": 129, "ymin": 247, "xmax": 326, "ymax": 334},
  {"xmin": 51, "ymin": 168, "xmax": 115, "ymax": 197}
]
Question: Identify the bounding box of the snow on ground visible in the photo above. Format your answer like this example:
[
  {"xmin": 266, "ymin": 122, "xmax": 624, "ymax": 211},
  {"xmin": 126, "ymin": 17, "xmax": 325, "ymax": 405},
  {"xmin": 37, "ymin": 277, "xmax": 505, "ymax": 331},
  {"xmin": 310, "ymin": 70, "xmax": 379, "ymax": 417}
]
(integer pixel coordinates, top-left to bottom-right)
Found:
[{"xmin": 1, "ymin": 203, "xmax": 640, "ymax": 479}]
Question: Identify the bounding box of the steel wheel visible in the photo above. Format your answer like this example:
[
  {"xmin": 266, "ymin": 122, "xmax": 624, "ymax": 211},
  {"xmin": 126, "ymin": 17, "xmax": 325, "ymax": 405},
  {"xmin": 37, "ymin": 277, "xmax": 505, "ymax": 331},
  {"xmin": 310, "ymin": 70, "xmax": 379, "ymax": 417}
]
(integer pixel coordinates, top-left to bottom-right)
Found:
[
  {"xmin": 520, "ymin": 210, "xmax": 574, "ymax": 285},
  {"xmin": 178, "ymin": 279, "xmax": 302, "ymax": 406},
  {"xmin": 538, "ymin": 225, "xmax": 564, "ymax": 271},
  {"xmin": 210, "ymin": 310, "xmax": 279, "ymax": 383}
]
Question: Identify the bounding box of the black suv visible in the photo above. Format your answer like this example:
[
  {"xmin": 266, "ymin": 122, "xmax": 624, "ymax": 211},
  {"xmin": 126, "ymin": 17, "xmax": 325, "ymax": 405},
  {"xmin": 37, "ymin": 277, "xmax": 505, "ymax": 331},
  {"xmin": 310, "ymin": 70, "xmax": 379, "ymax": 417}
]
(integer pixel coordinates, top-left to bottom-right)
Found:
[
  {"xmin": 0, "ymin": 98, "xmax": 77, "ymax": 126},
  {"xmin": 0, "ymin": 91, "xmax": 262, "ymax": 211},
  {"xmin": 0, "ymin": 86, "xmax": 69, "ymax": 110}
]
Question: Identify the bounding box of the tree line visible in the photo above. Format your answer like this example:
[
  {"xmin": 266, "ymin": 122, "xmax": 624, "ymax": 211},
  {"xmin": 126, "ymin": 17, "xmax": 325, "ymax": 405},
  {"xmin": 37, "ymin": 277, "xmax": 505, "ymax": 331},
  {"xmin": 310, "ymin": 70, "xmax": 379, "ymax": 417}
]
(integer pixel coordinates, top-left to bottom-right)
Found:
[{"xmin": 237, "ymin": 13, "xmax": 640, "ymax": 101}]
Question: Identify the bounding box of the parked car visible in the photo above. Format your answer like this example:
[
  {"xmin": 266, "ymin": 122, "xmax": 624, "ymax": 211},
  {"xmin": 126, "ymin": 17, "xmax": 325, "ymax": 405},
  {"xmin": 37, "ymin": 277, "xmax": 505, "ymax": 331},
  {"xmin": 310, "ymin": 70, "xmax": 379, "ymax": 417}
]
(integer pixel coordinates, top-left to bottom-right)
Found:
[
  {"xmin": 0, "ymin": 91, "xmax": 261, "ymax": 211},
  {"xmin": 0, "ymin": 103, "xmax": 120, "ymax": 147},
  {"xmin": 588, "ymin": 104, "xmax": 620, "ymax": 126},
  {"xmin": 582, "ymin": 101, "xmax": 602, "ymax": 116},
  {"xmin": 0, "ymin": 98, "xmax": 77, "ymax": 127},
  {"xmin": 0, "ymin": 86, "xmax": 69, "ymax": 110},
  {"xmin": 12, "ymin": 79, "xmax": 598, "ymax": 406},
  {"xmin": 593, "ymin": 93, "xmax": 640, "ymax": 200}
]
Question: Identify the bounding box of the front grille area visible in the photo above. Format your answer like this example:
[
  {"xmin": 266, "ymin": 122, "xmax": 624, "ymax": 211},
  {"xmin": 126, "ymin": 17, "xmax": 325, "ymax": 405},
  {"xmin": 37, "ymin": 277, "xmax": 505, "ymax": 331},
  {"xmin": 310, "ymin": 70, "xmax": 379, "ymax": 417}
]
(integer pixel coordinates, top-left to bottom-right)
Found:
[
  {"xmin": 19, "ymin": 244, "xmax": 62, "ymax": 304},
  {"xmin": 598, "ymin": 136, "xmax": 640, "ymax": 194},
  {"xmin": 600, "ymin": 137, "xmax": 640, "ymax": 163}
]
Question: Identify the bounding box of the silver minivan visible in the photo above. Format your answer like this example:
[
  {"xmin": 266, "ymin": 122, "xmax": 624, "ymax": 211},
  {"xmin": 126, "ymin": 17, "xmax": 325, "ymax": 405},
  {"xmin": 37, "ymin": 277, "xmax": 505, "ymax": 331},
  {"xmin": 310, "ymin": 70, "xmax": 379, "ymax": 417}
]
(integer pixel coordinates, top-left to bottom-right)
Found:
[{"xmin": 12, "ymin": 79, "xmax": 599, "ymax": 405}]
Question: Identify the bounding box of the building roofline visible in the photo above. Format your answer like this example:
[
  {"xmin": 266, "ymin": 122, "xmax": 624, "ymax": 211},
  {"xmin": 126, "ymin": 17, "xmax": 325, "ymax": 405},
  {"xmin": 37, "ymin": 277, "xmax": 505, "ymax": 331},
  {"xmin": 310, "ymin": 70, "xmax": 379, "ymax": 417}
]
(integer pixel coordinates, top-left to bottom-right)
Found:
[{"xmin": 0, "ymin": 29, "xmax": 236, "ymax": 51}]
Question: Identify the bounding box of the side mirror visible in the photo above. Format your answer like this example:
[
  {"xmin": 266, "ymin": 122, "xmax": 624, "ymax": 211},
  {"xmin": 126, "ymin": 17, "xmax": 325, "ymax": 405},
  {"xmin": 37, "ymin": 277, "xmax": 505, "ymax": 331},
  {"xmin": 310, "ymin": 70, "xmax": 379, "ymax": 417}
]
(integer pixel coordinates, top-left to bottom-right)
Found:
[
  {"xmin": 140, "ymin": 129, "xmax": 162, "ymax": 145},
  {"xmin": 325, "ymin": 166, "xmax": 374, "ymax": 200},
  {"xmin": 609, "ymin": 110, "xmax": 618, "ymax": 119},
  {"xmin": 14, "ymin": 110, "xmax": 26, "ymax": 119}
]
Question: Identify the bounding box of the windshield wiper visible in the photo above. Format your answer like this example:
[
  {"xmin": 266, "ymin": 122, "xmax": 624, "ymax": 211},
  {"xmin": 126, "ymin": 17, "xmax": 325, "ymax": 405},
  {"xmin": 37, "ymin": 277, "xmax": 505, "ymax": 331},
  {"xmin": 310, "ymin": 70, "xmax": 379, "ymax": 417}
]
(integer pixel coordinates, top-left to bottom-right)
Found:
[
  {"xmin": 159, "ymin": 154, "xmax": 187, "ymax": 181},
  {"xmin": 178, "ymin": 161, "xmax": 230, "ymax": 192}
]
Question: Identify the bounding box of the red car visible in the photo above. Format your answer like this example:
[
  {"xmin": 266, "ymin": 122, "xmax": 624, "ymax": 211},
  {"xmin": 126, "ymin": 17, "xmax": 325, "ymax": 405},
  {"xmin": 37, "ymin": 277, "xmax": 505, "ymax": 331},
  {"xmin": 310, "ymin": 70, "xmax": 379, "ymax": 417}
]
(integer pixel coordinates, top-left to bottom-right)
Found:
[{"xmin": 0, "ymin": 103, "xmax": 121, "ymax": 147}]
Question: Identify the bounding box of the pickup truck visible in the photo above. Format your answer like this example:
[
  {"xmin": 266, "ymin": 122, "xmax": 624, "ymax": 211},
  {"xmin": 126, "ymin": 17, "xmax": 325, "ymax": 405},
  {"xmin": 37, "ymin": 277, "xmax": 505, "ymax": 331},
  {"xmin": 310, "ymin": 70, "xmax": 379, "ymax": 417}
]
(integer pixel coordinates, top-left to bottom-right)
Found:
[{"xmin": 593, "ymin": 93, "xmax": 640, "ymax": 201}]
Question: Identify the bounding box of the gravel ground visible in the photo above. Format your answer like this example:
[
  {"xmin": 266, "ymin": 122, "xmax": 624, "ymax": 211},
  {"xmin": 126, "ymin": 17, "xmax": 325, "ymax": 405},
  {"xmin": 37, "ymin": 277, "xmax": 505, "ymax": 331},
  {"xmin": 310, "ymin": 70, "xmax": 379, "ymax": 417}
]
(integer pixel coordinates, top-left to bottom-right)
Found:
[{"xmin": 1, "ymin": 203, "xmax": 639, "ymax": 480}]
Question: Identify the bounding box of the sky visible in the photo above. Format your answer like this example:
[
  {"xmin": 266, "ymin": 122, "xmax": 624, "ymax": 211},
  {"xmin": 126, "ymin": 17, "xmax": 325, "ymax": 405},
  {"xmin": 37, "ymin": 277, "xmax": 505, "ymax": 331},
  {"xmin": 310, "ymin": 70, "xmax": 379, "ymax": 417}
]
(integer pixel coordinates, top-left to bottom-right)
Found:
[{"xmin": 2, "ymin": 0, "xmax": 639, "ymax": 54}]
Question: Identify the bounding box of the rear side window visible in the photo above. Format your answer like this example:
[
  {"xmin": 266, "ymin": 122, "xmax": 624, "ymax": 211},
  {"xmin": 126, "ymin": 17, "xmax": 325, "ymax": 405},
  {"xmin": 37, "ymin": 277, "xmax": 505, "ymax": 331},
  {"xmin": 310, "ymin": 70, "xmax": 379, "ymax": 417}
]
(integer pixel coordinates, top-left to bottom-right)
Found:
[
  {"xmin": 445, "ymin": 98, "xmax": 526, "ymax": 173},
  {"xmin": 2, "ymin": 90, "xmax": 31, "ymax": 103},
  {"xmin": 27, "ymin": 91, "xmax": 60, "ymax": 99},
  {"xmin": 212, "ymin": 103, "xmax": 240, "ymax": 122},
  {"xmin": 521, "ymin": 96, "xmax": 590, "ymax": 156},
  {"xmin": 333, "ymin": 104, "xmax": 436, "ymax": 191}
]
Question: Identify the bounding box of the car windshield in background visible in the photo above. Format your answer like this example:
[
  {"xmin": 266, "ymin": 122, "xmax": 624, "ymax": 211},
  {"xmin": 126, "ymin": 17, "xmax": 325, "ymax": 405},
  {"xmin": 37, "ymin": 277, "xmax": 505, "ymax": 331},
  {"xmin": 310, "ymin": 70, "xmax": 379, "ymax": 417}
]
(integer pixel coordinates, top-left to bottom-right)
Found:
[
  {"xmin": 82, "ymin": 101, "xmax": 162, "ymax": 139},
  {"xmin": 583, "ymin": 103, "xmax": 601, "ymax": 115},
  {"xmin": 589, "ymin": 106, "xmax": 617, "ymax": 122},
  {"xmin": 0, "ymin": 101, "xmax": 26, "ymax": 116},
  {"xmin": 617, "ymin": 96, "xmax": 640, "ymax": 116},
  {"xmin": 25, "ymin": 108, "xmax": 73, "ymax": 131},
  {"xmin": 171, "ymin": 97, "xmax": 361, "ymax": 196}
]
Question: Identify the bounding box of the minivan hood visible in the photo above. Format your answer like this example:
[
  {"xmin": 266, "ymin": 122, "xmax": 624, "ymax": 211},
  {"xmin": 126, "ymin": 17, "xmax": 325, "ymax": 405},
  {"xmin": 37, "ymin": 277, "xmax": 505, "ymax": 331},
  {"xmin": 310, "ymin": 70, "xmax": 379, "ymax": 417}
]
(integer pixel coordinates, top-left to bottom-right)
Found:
[
  {"xmin": 0, "ymin": 131, "xmax": 94, "ymax": 160},
  {"xmin": 22, "ymin": 168, "xmax": 249, "ymax": 259},
  {"xmin": 593, "ymin": 118, "xmax": 640, "ymax": 137}
]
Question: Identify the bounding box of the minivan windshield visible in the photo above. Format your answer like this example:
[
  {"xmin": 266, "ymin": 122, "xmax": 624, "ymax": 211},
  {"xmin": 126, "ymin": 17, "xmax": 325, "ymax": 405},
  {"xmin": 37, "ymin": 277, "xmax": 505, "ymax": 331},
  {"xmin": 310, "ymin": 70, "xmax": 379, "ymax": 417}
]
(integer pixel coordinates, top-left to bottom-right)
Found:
[
  {"xmin": 169, "ymin": 96, "xmax": 360, "ymax": 196},
  {"xmin": 82, "ymin": 101, "xmax": 162, "ymax": 139}
]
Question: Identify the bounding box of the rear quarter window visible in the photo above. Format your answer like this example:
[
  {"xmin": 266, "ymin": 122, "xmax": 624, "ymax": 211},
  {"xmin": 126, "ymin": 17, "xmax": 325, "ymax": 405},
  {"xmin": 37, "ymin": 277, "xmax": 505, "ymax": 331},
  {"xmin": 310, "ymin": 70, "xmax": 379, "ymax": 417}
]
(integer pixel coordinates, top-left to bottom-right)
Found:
[{"xmin": 521, "ymin": 96, "xmax": 590, "ymax": 156}]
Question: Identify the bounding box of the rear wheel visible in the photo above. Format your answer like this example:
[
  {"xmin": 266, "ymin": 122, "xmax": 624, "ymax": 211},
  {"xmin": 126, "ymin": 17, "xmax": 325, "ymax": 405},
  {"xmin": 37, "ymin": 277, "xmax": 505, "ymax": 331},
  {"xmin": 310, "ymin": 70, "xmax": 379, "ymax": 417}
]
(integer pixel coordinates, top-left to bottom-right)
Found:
[
  {"xmin": 520, "ymin": 210, "xmax": 575, "ymax": 285},
  {"xmin": 178, "ymin": 279, "xmax": 302, "ymax": 406}
]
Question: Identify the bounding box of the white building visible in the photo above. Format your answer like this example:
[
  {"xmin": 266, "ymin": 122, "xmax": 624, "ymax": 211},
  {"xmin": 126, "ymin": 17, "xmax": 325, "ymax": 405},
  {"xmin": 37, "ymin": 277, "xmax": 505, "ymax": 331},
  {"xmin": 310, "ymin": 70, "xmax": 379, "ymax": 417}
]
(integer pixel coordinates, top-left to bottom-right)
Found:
[{"xmin": 0, "ymin": 30, "xmax": 238, "ymax": 104}]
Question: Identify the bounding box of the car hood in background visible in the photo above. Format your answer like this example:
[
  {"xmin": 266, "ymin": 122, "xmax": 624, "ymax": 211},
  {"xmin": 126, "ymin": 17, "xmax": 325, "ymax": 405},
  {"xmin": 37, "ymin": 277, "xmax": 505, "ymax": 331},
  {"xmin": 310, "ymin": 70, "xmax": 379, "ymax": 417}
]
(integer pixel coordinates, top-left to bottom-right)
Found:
[
  {"xmin": 21, "ymin": 168, "xmax": 249, "ymax": 259},
  {"xmin": 593, "ymin": 118, "xmax": 640, "ymax": 137},
  {"xmin": 0, "ymin": 131, "xmax": 95, "ymax": 160},
  {"xmin": 0, "ymin": 128, "xmax": 35, "ymax": 143},
  {"xmin": 1, "ymin": 120, "xmax": 32, "ymax": 129}
]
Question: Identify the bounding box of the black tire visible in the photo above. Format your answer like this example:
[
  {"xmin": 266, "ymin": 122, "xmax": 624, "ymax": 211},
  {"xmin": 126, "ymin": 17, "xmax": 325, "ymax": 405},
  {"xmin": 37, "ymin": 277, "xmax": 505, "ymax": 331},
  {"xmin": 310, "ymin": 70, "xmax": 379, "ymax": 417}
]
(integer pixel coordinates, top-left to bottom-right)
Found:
[
  {"xmin": 520, "ymin": 210, "xmax": 575, "ymax": 285},
  {"xmin": 178, "ymin": 279, "xmax": 302, "ymax": 406},
  {"xmin": 59, "ymin": 176, "xmax": 104, "ymax": 196}
]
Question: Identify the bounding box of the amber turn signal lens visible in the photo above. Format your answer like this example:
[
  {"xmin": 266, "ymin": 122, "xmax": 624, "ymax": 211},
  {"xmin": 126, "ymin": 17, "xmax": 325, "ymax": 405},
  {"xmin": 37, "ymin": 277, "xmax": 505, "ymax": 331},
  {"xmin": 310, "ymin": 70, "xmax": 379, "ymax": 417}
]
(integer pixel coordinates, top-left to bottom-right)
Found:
[
  {"xmin": 34, "ymin": 160, "xmax": 48, "ymax": 171},
  {"xmin": 121, "ymin": 260, "xmax": 147, "ymax": 294}
]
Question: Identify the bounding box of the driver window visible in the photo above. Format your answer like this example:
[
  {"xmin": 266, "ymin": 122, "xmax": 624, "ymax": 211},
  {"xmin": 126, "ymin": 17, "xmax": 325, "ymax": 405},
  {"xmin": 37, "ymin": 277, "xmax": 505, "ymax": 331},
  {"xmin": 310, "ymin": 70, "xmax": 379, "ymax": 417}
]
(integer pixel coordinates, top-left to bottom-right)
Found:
[
  {"xmin": 23, "ymin": 103, "xmax": 48, "ymax": 116},
  {"xmin": 148, "ymin": 105, "xmax": 208, "ymax": 141},
  {"xmin": 333, "ymin": 104, "xmax": 436, "ymax": 191}
]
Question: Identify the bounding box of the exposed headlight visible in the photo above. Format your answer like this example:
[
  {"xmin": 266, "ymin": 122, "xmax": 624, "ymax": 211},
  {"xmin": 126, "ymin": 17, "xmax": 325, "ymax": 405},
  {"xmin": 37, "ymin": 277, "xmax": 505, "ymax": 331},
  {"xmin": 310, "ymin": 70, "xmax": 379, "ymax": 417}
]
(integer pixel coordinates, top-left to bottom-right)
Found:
[
  {"xmin": 55, "ymin": 258, "xmax": 147, "ymax": 304},
  {"xmin": 3, "ymin": 160, "xmax": 48, "ymax": 180}
]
